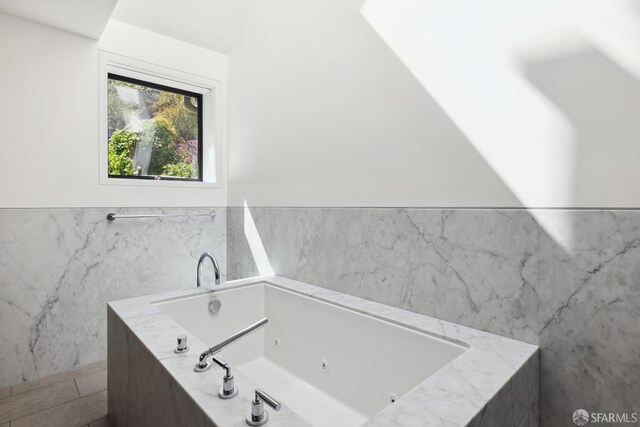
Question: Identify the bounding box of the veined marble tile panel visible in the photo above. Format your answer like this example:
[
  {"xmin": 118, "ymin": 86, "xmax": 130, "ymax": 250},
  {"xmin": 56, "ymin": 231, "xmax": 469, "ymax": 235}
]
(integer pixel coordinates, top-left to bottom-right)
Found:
[
  {"xmin": 228, "ymin": 207, "xmax": 540, "ymax": 343},
  {"xmin": 534, "ymin": 210, "xmax": 640, "ymax": 426},
  {"xmin": 0, "ymin": 207, "xmax": 226, "ymax": 388}
]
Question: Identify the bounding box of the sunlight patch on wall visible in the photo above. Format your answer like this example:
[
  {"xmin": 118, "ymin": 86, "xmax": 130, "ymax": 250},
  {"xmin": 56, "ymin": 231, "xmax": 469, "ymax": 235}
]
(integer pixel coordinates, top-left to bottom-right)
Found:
[{"xmin": 244, "ymin": 200, "xmax": 274, "ymax": 276}]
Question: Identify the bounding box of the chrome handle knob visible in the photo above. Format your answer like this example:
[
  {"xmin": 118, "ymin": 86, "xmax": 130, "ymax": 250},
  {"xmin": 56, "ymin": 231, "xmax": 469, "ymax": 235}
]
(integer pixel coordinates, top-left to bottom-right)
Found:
[
  {"xmin": 175, "ymin": 335, "xmax": 189, "ymax": 353},
  {"xmin": 247, "ymin": 389, "xmax": 281, "ymax": 425},
  {"xmin": 256, "ymin": 389, "xmax": 281, "ymax": 411}
]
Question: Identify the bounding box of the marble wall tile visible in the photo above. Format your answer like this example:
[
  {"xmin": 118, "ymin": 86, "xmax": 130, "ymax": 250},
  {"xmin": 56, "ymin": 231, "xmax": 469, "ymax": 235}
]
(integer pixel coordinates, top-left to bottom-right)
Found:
[
  {"xmin": 534, "ymin": 210, "xmax": 640, "ymax": 426},
  {"xmin": 0, "ymin": 207, "xmax": 225, "ymax": 389},
  {"xmin": 228, "ymin": 208, "xmax": 540, "ymax": 343},
  {"xmin": 227, "ymin": 207, "xmax": 640, "ymax": 427}
]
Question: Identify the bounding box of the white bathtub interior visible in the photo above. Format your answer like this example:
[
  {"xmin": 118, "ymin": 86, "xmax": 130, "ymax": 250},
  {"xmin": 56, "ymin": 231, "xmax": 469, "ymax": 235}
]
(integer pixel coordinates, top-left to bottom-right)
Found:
[{"xmin": 153, "ymin": 283, "xmax": 467, "ymax": 427}]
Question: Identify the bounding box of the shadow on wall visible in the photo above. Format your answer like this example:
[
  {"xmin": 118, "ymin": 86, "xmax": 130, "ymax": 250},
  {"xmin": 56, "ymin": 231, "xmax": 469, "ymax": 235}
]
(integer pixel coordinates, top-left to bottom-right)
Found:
[
  {"xmin": 524, "ymin": 46, "xmax": 640, "ymax": 206},
  {"xmin": 359, "ymin": 0, "xmax": 640, "ymax": 250},
  {"xmin": 226, "ymin": 0, "xmax": 521, "ymax": 208}
]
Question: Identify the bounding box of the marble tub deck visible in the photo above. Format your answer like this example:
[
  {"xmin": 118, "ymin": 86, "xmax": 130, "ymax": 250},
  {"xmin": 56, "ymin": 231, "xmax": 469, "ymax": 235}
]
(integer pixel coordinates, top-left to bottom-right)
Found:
[{"xmin": 108, "ymin": 276, "xmax": 539, "ymax": 427}]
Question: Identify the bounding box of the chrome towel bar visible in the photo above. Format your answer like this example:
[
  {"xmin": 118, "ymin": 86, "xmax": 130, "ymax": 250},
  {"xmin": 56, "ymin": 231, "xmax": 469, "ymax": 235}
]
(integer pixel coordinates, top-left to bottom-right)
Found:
[{"xmin": 106, "ymin": 211, "xmax": 216, "ymax": 221}]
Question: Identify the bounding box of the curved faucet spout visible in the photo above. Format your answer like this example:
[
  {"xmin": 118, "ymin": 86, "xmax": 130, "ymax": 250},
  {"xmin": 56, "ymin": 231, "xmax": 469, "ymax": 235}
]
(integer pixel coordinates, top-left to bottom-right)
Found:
[{"xmin": 197, "ymin": 252, "xmax": 221, "ymax": 287}]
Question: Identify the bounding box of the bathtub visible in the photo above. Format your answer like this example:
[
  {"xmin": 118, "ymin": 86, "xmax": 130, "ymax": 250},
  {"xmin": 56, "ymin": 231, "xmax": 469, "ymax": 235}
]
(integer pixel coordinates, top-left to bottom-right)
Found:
[{"xmin": 108, "ymin": 276, "xmax": 539, "ymax": 427}]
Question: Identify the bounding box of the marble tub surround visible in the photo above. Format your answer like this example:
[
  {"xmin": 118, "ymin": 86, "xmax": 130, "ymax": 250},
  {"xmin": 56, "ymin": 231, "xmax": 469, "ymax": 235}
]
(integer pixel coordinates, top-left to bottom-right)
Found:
[
  {"xmin": 0, "ymin": 207, "xmax": 226, "ymax": 389},
  {"xmin": 227, "ymin": 207, "xmax": 640, "ymax": 426},
  {"xmin": 108, "ymin": 275, "xmax": 539, "ymax": 427}
]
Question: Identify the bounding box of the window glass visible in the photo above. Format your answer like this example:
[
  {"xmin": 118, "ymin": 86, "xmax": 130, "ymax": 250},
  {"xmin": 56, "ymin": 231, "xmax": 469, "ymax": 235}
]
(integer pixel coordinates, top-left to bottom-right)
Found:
[{"xmin": 107, "ymin": 74, "xmax": 202, "ymax": 181}]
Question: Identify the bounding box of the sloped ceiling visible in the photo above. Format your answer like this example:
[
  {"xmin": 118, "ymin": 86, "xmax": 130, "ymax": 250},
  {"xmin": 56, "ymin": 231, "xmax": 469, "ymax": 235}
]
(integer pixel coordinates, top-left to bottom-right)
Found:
[
  {"xmin": 111, "ymin": 0, "xmax": 252, "ymax": 53},
  {"xmin": 0, "ymin": 0, "xmax": 118, "ymax": 39}
]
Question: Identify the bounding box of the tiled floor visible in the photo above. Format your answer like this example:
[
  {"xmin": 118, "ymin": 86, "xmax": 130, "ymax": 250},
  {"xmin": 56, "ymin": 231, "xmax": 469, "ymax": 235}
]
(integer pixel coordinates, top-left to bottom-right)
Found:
[{"xmin": 0, "ymin": 361, "xmax": 111, "ymax": 427}]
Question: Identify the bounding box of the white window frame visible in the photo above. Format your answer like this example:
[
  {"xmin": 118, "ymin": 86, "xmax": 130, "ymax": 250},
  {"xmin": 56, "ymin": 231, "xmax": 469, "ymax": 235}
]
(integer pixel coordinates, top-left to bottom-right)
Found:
[{"xmin": 98, "ymin": 51, "xmax": 222, "ymax": 188}]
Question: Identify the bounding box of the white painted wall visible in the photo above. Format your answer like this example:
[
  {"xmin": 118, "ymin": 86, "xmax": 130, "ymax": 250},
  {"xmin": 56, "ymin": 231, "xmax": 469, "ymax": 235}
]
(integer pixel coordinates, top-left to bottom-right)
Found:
[
  {"xmin": 227, "ymin": 0, "xmax": 640, "ymax": 208},
  {"xmin": 0, "ymin": 14, "xmax": 227, "ymax": 208},
  {"xmin": 227, "ymin": 0, "xmax": 517, "ymax": 208},
  {"xmin": 4, "ymin": 0, "xmax": 640, "ymax": 209}
]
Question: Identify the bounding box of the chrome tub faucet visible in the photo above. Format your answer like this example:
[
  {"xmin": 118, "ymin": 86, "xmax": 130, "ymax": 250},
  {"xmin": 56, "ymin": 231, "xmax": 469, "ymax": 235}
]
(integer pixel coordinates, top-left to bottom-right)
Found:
[
  {"xmin": 194, "ymin": 318, "xmax": 269, "ymax": 399},
  {"xmin": 197, "ymin": 252, "xmax": 221, "ymax": 287}
]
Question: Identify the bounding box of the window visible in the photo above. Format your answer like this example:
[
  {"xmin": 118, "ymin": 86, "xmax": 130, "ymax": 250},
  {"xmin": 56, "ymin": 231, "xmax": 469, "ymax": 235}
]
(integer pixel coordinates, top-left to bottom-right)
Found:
[
  {"xmin": 99, "ymin": 51, "xmax": 222, "ymax": 189},
  {"xmin": 107, "ymin": 74, "xmax": 203, "ymax": 181}
]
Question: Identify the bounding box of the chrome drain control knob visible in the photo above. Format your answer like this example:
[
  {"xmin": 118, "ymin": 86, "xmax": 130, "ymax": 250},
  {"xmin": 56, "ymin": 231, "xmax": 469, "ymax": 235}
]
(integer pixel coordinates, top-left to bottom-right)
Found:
[
  {"xmin": 209, "ymin": 297, "xmax": 222, "ymax": 313},
  {"xmin": 175, "ymin": 335, "xmax": 189, "ymax": 353}
]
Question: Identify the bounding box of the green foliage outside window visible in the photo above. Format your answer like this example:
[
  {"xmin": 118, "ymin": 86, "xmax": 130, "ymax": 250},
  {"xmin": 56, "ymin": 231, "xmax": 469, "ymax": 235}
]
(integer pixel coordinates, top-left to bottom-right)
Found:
[
  {"xmin": 107, "ymin": 76, "xmax": 200, "ymax": 180},
  {"xmin": 162, "ymin": 162, "xmax": 196, "ymax": 178},
  {"xmin": 108, "ymin": 129, "xmax": 137, "ymax": 175}
]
